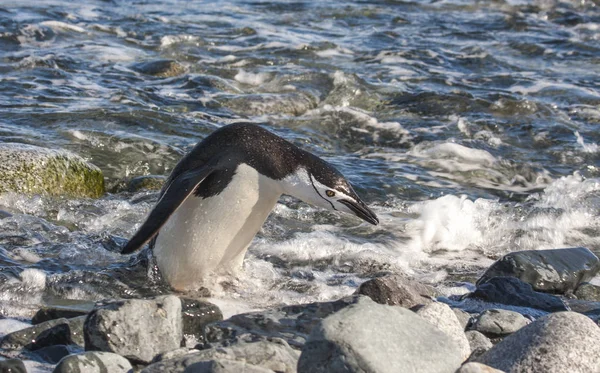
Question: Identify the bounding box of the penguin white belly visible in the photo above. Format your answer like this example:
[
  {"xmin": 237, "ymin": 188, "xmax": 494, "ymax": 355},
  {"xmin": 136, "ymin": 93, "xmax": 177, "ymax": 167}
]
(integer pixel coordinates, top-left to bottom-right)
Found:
[{"xmin": 154, "ymin": 163, "xmax": 282, "ymax": 291}]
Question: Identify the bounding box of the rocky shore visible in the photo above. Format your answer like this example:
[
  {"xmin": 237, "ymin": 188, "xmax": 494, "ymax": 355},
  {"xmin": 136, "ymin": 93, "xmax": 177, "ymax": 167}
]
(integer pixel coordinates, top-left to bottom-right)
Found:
[{"xmin": 0, "ymin": 247, "xmax": 599, "ymax": 372}]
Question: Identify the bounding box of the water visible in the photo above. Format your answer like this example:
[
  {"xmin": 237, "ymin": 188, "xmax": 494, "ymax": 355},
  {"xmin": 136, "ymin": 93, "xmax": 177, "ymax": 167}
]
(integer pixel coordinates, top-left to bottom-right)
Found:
[{"xmin": 1, "ymin": 0, "xmax": 599, "ymax": 324}]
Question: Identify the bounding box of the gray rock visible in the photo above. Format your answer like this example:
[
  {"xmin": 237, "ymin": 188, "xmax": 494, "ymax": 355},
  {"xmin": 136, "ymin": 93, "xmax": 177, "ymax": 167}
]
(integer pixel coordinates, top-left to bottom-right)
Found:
[
  {"xmin": 0, "ymin": 359, "xmax": 26, "ymax": 373},
  {"xmin": 471, "ymin": 309, "xmax": 530, "ymax": 337},
  {"xmin": 465, "ymin": 330, "xmax": 493, "ymax": 353},
  {"xmin": 181, "ymin": 298, "xmax": 222, "ymax": 339},
  {"xmin": 130, "ymin": 59, "xmax": 186, "ymax": 78},
  {"xmin": 152, "ymin": 347, "xmax": 193, "ymax": 363},
  {"xmin": 205, "ymin": 295, "xmax": 361, "ymax": 349},
  {"xmin": 34, "ymin": 344, "xmax": 72, "ymax": 364},
  {"xmin": 183, "ymin": 359, "xmax": 273, "ymax": 373},
  {"xmin": 574, "ymin": 282, "xmax": 600, "ymax": 301},
  {"xmin": 29, "ymin": 316, "xmax": 86, "ymax": 350},
  {"xmin": 1, "ymin": 318, "xmax": 69, "ymax": 350},
  {"xmin": 0, "ymin": 143, "xmax": 104, "ymax": 198},
  {"xmin": 453, "ymin": 308, "xmax": 472, "ymax": 331},
  {"xmin": 470, "ymin": 277, "xmax": 568, "ymax": 312},
  {"xmin": 298, "ymin": 297, "xmax": 463, "ymax": 373},
  {"xmin": 456, "ymin": 362, "xmax": 505, "ymax": 373},
  {"xmin": 477, "ymin": 247, "xmax": 600, "ymax": 294},
  {"xmin": 53, "ymin": 351, "xmax": 133, "ymax": 373},
  {"xmin": 476, "ymin": 312, "xmax": 600, "ymax": 372},
  {"xmin": 32, "ymin": 301, "xmax": 93, "ymax": 324},
  {"xmin": 356, "ymin": 274, "xmax": 437, "ymax": 308},
  {"xmin": 84, "ymin": 295, "xmax": 182, "ymax": 363},
  {"xmin": 416, "ymin": 302, "xmax": 471, "ymax": 360},
  {"xmin": 142, "ymin": 339, "xmax": 298, "ymax": 373}
]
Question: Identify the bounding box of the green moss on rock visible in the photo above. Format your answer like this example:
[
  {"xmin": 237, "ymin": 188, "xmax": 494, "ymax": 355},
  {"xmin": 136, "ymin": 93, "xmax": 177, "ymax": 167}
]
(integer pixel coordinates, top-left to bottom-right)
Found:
[{"xmin": 0, "ymin": 143, "xmax": 105, "ymax": 198}]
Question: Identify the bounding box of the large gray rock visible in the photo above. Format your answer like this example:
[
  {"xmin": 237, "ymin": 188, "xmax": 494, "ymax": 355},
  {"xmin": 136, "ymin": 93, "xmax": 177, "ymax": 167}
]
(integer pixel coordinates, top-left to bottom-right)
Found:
[
  {"xmin": 205, "ymin": 295, "xmax": 361, "ymax": 349},
  {"xmin": 0, "ymin": 143, "xmax": 104, "ymax": 198},
  {"xmin": 477, "ymin": 247, "xmax": 600, "ymax": 294},
  {"xmin": 298, "ymin": 297, "xmax": 463, "ymax": 373},
  {"xmin": 476, "ymin": 312, "xmax": 600, "ymax": 372},
  {"xmin": 357, "ymin": 274, "xmax": 437, "ymax": 308},
  {"xmin": 456, "ymin": 362, "xmax": 505, "ymax": 373},
  {"xmin": 183, "ymin": 360, "xmax": 273, "ymax": 373},
  {"xmin": 471, "ymin": 309, "xmax": 530, "ymax": 337},
  {"xmin": 53, "ymin": 351, "xmax": 133, "ymax": 373},
  {"xmin": 415, "ymin": 302, "xmax": 471, "ymax": 360},
  {"xmin": 142, "ymin": 339, "xmax": 299, "ymax": 373},
  {"xmin": 84, "ymin": 295, "xmax": 182, "ymax": 363}
]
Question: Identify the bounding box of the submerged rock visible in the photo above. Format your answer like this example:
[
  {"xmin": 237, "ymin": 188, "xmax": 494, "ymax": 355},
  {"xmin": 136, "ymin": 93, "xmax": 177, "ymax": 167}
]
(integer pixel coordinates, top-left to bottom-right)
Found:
[
  {"xmin": 220, "ymin": 93, "xmax": 317, "ymax": 116},
  {"xmin": 131, "ymin": 59, "xmax": 186, "ymax": 78},
  {"xmin": 574, "ymin": 282, "xmax": 600, "ymax": 301},
  {"xmin": 356, "ymin": 274, "xmax": 436, "ymax": 308},
  {"xmin": 297, "ymin": 297, "xmax": 463, "ymax": 373},
  {"xmin": 415, "ymin": 302, "xmax": 471, "ymax": 360},
  {"xmin": 142, "ymin": 339, "xmax": 299, "ymax": 373},
  {"xmin": 477, "ymin": 247, "xmax": 600, "ymax": 294},
  {"xmin": 53, "ymin": 351, "xmax": 133, "ymax": 373},
  {"xmin": 0, "ymin": 143, "xmax": 104, "ymax": 198},
  {"xmin": 475, "ymin": 312, "xmax": 600, "ymax": 372},
  {"xmin": 469, "ymin": 277, "xmax": 568, "ymax": 312},
  {"xmin": 84, "ymin": 295, "xmax": 182, "ymax": 363},
  {"xmin": 471, "ymin": 309, "xmax": 530, "ymax": 337}
]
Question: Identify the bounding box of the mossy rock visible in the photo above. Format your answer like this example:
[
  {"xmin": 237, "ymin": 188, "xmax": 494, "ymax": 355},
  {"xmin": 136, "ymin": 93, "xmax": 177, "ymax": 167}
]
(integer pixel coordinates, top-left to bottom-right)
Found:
[{"xmin": 0, "ymin": 143, "xmax": 105, "ymax": 198}]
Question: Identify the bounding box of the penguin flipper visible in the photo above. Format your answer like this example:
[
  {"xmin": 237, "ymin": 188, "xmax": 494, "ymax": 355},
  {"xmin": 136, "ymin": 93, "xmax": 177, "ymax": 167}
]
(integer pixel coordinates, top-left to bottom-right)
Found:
[{"xmin": 121, "ymin": 163, "xmax": 216, "ymax": 254}]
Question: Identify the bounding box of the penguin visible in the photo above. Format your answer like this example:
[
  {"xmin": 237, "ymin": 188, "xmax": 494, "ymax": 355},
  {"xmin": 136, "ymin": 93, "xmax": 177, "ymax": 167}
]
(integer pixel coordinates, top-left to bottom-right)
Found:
[{"xmin": 121, "ymin": 123, "xmax": 379, "ymax": 291}]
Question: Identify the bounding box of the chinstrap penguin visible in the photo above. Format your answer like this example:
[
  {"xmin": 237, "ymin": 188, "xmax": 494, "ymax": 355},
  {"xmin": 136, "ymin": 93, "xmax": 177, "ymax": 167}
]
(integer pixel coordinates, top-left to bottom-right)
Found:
[{"xmin": 121, "ymin": 123, "xmax": 379, "ymax": 291}]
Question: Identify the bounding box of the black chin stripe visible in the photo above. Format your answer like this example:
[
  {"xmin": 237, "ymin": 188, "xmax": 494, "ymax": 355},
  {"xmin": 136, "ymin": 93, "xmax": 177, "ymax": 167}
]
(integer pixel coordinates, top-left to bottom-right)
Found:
[{"xmin": 309, "ymin": 173, "xmax": 337, "ymax": 211}]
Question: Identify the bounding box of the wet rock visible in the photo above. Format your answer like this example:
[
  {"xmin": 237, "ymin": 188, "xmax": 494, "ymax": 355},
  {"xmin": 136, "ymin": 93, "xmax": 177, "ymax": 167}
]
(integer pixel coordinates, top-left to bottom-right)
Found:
[
  {"xmin": 32, "ymin": 302, "xmax": 93, "ymax": 324},
  {"xmin": 34, "ymin": 344, "xmax": 72, "ymax": 364},
  {"xmin": 131, "ymin": 59, "xmax": 186, "ymax": 78},
  {"xmin": 205, "ymin": 295, "xmax": 361, "ymax": 348},
  {"xmin": 475, "ymin": 312, "xmax": 600, "ymax": 372},
  {"xmin": 477, "ymin": 247, "xmax": 600, "ymax": 294},
  {"xmin": 465, "ymin": 330, "xmax": 493, "ymax": 354},
  {"xmin": 142, "ymin": 339, "xmax": 299, "ymax": 373},
  {"xmin": 297, "ymin": 297, "xmax": 463, "ymax": 373},
  {"xmin": 415, "ymin": 302, "xmax": 471, "ymax": 360},
  {"xmin": 356, "ymin": 274, "xmax": 436, "ymax": 308},
  {"xmin": 456, "ymin": 362, "xmax": 505, "ymax": 373},
  {"xmin": 53, "ymin": 351, "xmax": 133, "ymax": 373},
  {"xmin": 29, "ymin": 316, "xmax": 85, "ymax": 349},
  {"xmin": 471, "ymin": 309, "xmax": 530, "ymax": 337},
  {"xmin": 574, "ymin": 282, "xmax": 600, "ymax": 301},
  {"xmin": 469, "ymin": 277, "xmax": 568, "ymax": 312},
  {"xmin": 127, "ymin": 175, "xmax": 166, "ymax": 192},
  {"xmin": 453, "ymin": 308, "xmax": 472, "ymax": 331},
  {"xmin": 221, "ymin": 93, "xmax": 317, "ymax": 116},
  {"xmin": 0, "ymin": 143, "xmax": 104, "ymax": 198},
  {"xmin": 183, "ymin": 360, "xmax": 272, "ymax": 373},
  {"xmin": 152, "ymin": 347, "xmax": 193, "ymax": 363},
  {"xmin": 84, "ymin": 295, "xmax": 182, "ymax": 363},
  {"xmin": 0, "ymin": 359, "xmax": 26, "ymax": 373},
  {"xmin": 1, "ymin": 318, "xmax": 71, "ymax": 350},
  {"xmin": 181, "ymin": 298, "xmax": 222, "ymax": 339}
]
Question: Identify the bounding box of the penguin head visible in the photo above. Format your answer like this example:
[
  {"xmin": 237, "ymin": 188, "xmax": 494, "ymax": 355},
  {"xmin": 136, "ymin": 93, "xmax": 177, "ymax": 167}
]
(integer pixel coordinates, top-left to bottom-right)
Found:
[{"xmin": 281, "ymin": 160, "xmax": 379, "ymax": 226}]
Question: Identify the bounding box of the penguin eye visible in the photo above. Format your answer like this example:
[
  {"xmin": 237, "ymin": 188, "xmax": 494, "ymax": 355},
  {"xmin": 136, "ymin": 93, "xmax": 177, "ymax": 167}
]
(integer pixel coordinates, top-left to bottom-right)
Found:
[{"xmin": 326, "ymin": 190, "xmax": 335, "ymax": 197}]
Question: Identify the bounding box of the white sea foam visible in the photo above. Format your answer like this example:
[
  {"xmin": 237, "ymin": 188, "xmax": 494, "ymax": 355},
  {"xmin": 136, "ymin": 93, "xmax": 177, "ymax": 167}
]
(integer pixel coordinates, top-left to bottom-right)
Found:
[
  {"xmin": 234, "ymin": 70, "xmax": 272, "ymax": 86},
  {"xmin": 575, "ymin": 131, "xmax": 599, "ymax": 153}
]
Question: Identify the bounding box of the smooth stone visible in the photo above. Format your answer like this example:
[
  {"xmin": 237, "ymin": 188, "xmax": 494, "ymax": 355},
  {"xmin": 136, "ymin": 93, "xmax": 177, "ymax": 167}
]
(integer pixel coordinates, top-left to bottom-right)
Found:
[
  {"xmin": 0, "ymin": 143, "xmax": 104, "ymax": 198},
  {"xmin": 142, "ymin": 339, "xmax": 298, "ymax": 373},
  {"xmin": 180, "ymin": 298, "xmax": 223, "ymax": 339},
  {"xmin": 205, "ymin": 295, "xmax": 362, "ymax": 349},
  {"xmin": 130, "ymin": 59, "xmax": 186, "ymax": 78},
  {"xmin": 574, "ymin": 282, "xmax": 600, "ymax": 301},
  {"xmin": 453, "ymin": 308, "xmax": 472, "ymax": 331},
  {"xmin": 415, "ymin": 302, "xmax": 471, "ymax": 360},
  {"xmin": 298, "ymin": 296, "xmax": 463, "ymax": 373},
  {"xmin": 34, "ymin": 344, "xmax": 72, "ymax": 364},
  {"xmin": 1, "ymin": 318, "xmax": 69, "ymax": 350},
  {"xmin": 356, "ymin": 274, "xmax": 437, "ymax": 308},
  {"xmin": 456, "ymin": 362, "xmax": 505, "ymax": 373},
  {"xmin": 465, "ymin": 330, "xmax": 493, "ymax": 353},
  {"xmin": 471, "ymin": 309, "xmax": 530, "ymax": 337},
  {"xmin": 475, "ymin": 312, "xmax": 600, "ymax": 372},
  {"xmin": 477, "ymin": 247, "xmax": 600, "ymax": 294},
  {"xmin": 0, "ymin": 359, "xmax": 26, "ymax": 373},
  {"xmin": 84, "ymin": 296, "xmax": 182, "ymax": 364},
  {"xmin": 469, "ymin": 277, "xmax": 568, "ymax": 312},
  {"xmin": 32, "ymin": 301, "xmax": 94, "ymax": 324},
  {"xmin": 53, "ymin": 351, "xmax": 133, "ymax": 373},
  {"xmin": 183, "ymin": 359, "xmax": 274, "ymax": 373}
]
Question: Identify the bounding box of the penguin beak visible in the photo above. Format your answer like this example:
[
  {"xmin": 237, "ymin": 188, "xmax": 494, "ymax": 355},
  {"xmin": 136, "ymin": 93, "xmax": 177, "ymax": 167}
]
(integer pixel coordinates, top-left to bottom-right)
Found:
[{"xmin": 339, "ymin": 199, "xmax": 379, "ymax": 225}]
